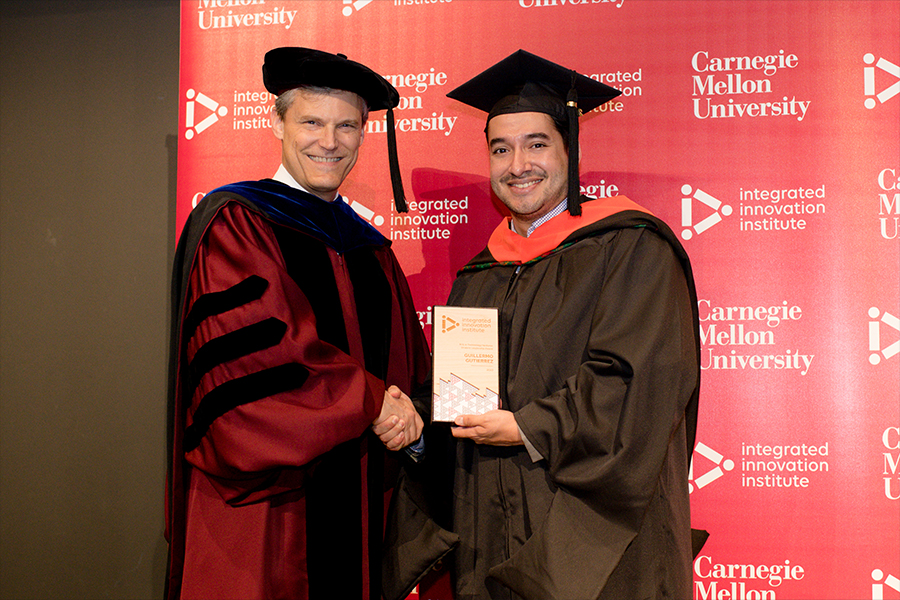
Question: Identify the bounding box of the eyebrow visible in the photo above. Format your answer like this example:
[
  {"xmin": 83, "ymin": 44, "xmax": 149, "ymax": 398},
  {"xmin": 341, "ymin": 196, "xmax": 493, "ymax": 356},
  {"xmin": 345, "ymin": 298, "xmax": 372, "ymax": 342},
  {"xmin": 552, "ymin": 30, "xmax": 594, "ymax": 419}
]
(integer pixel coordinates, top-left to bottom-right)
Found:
[
  {"xmin": 489, "ymin": 131, "xmax": 552, "ymax": 147},
  {"xmin": 294, "ymin": 114, "xmax": 361, "ymax": 127}
]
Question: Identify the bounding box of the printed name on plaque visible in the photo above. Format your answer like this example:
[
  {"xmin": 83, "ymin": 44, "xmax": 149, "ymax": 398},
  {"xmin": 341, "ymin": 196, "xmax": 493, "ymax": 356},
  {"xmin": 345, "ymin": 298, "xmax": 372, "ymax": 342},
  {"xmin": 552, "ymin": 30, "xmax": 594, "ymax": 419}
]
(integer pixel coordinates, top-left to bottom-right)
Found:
[{"xmin": 431, "ymin": 306, "xmax": 500, "ymax": 422}]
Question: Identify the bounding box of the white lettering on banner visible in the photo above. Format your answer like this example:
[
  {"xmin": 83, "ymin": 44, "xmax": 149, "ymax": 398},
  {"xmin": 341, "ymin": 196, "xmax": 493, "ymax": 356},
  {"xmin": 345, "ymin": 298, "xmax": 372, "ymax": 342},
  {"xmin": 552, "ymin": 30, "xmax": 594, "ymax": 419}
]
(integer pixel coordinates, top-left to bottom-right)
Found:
[
  {"xmin": 883, "ymin": 427, "xmax": 900, "ymax": 501},
  {"xmin": 692, "ymin": 50, "xmax": 799, "ymax": 77},
  {"xmin": 694, "ymin": 74, "xmax": 773, "ymax": 95},
  {"xmin": 232, "ymin": 91, "xmax": 275, "ymax": 129},
  {"xmin": 885, "ymin": 478, "xmax": 900, "ymax": 500},
  {"xmin": 690, "ymin": 50, "xmax": 811, "ymax": 121},
  {"xmin": 693, "ymin": 96, "xmax": 810, "ymax": 121},
  {"xmin": 741, "ymin": 443, "xmax": 830, "ymax": 488},
  {"xmin": 580, "ymin": 179, "xmax": 619, "ymax": 199},
  {"xmin": 885, "ymin": 453, "xmax": 900, "ymax": 475},
  {"xmin": 701, "ymin": 349, "xmax": 813, "ymax": 374},
  {"xmin": 518, "ymin": 0, "xmax": 625, "ymax": 8},
  {"xmin": 702, "ymin": 324, "xmax": 775, "ymax": 346},
  {"xmin": 593, "ymin": 100, "xmax": 625, "ymax": 114},
  {"xmin": 593, "ymin": 69, "xmax": 642, "ymax": 84},
  {"xmin": 681, "ymin": 182, "xmax": 829, "ymax": 239},
  {"xmin": 588, "ymin": 70, "xmax": 642, "ymax": 107},
  {"xmin": 694, "ymin": 555, "xmax": 805, "ymax": 600},
  {"xmin": 367, "ymin": 112, "xmax": 457, "ymax": 137},
  {"xmin": 394, "ymin": 0, "xmax": 454, "ymax": 5},
  {"xmin": 698, "ymin": 299, "xmax": 813, "ymax": 375},
  {"xmin": 390, "ymin": 197, "xmax": 469, "ymax": 241},
  {"xmin": 197, "ymin": 0, "xmax": 264, "ymax": 7},
  {"xmin": 416, "ymin": 306, "xmax": 434, "ymax": 330},
  {"xmin": 232, "ymin": 90, "xmax": 274, "ymax": 131},
  {"xmin": 234, "ymin": 90, "xmax": 273, "ymax": 105},
  {"xmin": 196, "ymin": 1, "xmax": 298, "ymax": 30},
  {"xmin": 740, "ymin": 186, "xmax": 825, "ymax": 203},
  {"xmin": 877, "ymin": 169, "xmax": 900, "ymax": 240},
  {"xmin": 384, "ymin": 69, "xmax": 449, "ymax": 94},
  {"xmin": 367, "ymin": 68, "xmax": 455, "ymax": 137},
  {"xmin": 226, "ymin": 86, "xmax": 458, "ymax": 136},
  {"xmin": 699, "ymin": 299, "xmax": 802, "ymax": 328},
  {"xmin": 879, "ymin": 168, "xmax": 900, "ymax": 192},
  {"xmin": 885, "ymin": 454, "xmax": 900, "ymax": 500},
  {"xmin": 885, "ymin": 427, "xmax": 900, "ymax": 450},
  {"xmin": 738, "ymin": 185, "xmax": 826, "ymax": 232}
]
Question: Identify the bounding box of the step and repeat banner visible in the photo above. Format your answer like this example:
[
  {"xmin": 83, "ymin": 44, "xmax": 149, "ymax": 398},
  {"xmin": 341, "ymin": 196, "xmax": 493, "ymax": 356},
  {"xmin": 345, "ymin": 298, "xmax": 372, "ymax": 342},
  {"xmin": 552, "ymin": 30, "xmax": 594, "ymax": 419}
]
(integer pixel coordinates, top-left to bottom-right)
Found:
[{"xmin": 176, "ymin": 1, "xmax": 899, "ymax": 598}]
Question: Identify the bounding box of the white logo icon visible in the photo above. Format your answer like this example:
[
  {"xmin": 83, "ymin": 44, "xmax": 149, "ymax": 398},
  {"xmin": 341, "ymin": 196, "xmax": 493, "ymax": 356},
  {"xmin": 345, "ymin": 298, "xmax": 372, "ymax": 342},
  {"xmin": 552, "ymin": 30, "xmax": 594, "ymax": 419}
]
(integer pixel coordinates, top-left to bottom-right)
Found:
[
  {"xmin": 864, "ymin": 54, "xmax": 900, "ymax": 109},
  {"xmin": 345, "ymin": 196, "xmax": 385, "ymax": 226},
  {"xmin": 185, "ymin": 89, "xmax": 228, "ymax": 140},
  {"xmin": 342, "ymin": 0, "xmax": 374, "ymax": 17},
  {"xmin": 689, "ymin": 441, "xmax": 734, "ymax": 493},
  {"xmin": 869, "ymin": 307, "xmax": 900, "ymax": 365},
  {"xmin": 681, "ymin": 185, "xmax": 732, "ymax": 240},
  {"xmin": 872, "ymin": 569, "xmax": 900, "ymax": 600}
]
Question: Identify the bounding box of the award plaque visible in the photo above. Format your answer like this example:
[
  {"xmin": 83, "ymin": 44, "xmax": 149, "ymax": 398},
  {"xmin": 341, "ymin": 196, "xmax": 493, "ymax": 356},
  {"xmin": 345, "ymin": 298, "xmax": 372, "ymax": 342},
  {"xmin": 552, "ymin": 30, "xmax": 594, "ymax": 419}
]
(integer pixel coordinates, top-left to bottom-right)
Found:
[{"xmin": 431, "ymin": 305, "xmax": 500, "ymax": 422}]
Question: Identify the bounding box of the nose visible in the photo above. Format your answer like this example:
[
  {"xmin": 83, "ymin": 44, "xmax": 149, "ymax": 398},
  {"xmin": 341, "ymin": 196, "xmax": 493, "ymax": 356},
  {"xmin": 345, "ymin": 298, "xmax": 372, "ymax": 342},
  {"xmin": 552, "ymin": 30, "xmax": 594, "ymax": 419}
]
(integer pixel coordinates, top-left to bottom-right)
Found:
[
  {"xmin": 509, "ymin": 148, "xmax": 531, "ymax": 176},
  {"xmin": 318, "ymin": 126, "xmax": 338, "ymax": 150}
]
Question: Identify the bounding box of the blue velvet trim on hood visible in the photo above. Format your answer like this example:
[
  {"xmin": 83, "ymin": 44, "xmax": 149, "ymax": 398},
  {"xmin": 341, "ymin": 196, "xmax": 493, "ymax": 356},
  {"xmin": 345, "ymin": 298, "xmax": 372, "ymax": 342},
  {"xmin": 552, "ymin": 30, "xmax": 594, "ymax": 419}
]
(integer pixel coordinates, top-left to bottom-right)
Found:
[{"xmin": 207, "ymin": 180, "xmax": 388, "ymax": 253}]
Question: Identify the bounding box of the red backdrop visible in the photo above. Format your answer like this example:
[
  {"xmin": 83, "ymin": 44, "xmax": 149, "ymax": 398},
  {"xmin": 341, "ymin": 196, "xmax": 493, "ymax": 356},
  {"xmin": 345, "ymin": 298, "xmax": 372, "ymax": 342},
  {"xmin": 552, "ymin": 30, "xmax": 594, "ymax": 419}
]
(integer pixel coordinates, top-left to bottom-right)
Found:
[{"xmin": 177, "ymin": 2, "xmax": 900, "ymax": 598}]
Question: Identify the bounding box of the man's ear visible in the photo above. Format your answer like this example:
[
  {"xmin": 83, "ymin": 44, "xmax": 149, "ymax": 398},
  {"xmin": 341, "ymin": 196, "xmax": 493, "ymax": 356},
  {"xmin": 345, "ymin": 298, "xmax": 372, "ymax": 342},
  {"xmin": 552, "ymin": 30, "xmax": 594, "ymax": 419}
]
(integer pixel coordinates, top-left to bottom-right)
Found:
[{"xmin": 271, "ymin": 106, "xmax": 284, "ymax": 140}]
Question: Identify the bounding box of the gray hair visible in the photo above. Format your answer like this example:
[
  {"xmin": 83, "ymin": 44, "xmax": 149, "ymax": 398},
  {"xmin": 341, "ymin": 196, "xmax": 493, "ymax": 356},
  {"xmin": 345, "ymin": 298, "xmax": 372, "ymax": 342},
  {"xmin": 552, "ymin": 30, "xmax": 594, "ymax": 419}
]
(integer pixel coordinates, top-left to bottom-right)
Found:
[{"xmin": 273, "ymin": 85, "xmax": 369, "ymax": 124}]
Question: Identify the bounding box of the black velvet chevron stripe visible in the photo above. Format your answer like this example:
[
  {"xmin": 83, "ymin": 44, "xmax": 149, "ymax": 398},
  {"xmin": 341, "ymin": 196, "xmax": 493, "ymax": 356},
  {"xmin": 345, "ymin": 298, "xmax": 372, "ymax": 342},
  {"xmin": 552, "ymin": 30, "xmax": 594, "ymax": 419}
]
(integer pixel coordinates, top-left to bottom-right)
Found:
[
  {"xmin": 186, "ymin": 317, "xmax": 288, "ymax": 401},
  {"xmin": 183, "ymin": 275, "xmax": 268, "ymax": 341},
  {"xmin": 183, "ymin": 362, "xmax": 309, "ymax": 453}
]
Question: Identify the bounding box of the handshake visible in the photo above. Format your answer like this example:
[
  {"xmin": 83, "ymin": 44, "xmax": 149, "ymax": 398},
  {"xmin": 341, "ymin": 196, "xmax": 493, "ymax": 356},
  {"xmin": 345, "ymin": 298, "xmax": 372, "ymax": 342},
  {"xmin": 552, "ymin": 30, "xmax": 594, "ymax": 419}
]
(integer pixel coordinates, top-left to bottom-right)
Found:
[{"xmin": 371, "ymin": 385, "xmax": 423, "ymax": 451}]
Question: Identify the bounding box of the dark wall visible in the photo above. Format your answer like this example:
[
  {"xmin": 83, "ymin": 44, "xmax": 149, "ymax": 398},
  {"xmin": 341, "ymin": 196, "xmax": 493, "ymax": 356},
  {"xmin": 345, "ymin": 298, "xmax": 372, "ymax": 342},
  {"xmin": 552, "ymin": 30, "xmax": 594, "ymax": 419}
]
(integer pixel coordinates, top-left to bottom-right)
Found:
[{"xmin": 0, "ymin": 1, "xmax": 179, "ymax": 598}]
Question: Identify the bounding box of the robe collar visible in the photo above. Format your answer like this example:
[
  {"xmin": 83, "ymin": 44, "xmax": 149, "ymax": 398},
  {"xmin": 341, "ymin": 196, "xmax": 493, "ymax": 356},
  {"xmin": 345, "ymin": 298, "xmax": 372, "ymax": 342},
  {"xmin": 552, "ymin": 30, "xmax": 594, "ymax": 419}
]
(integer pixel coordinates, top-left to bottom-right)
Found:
[
  {"xmin": 272, "ymin": 164, "xmax": 340, "ymax": 202},
  {"xmin": 205, "ymin": 179, "xmax": 387, "ymax": 253},
  {"xmin": 488, "ymin": 195, "xmax": 652, "ymax": 263}
]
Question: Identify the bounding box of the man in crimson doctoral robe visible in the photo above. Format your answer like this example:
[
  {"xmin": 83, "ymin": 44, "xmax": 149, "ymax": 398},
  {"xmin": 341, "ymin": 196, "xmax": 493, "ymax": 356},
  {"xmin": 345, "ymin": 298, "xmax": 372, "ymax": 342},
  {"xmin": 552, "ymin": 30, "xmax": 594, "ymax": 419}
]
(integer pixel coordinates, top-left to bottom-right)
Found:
[
  {"xmin": 384, "ymin": 50, "xmax": 703, "ymax": 600},
  {"xmin": 165, "ymin": 47, "xmax": 431, "ymax": 600}
]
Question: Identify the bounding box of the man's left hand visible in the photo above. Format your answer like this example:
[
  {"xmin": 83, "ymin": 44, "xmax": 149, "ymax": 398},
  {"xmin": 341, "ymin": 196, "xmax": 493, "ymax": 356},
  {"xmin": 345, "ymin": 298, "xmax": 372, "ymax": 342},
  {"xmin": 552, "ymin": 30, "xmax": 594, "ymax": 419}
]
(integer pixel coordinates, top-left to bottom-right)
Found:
[{"xmin": 451, "ymin": 410, "xmax": 523, "ymax": 446}]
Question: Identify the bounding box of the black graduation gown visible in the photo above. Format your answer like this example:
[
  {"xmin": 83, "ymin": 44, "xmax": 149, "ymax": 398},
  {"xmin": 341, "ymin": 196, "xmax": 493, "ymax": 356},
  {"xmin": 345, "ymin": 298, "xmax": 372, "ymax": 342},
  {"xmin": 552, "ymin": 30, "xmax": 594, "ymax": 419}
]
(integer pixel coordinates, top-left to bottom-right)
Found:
[{"xmin": 443, "ymin": 197, "xmax": 701, "ymax": 600}]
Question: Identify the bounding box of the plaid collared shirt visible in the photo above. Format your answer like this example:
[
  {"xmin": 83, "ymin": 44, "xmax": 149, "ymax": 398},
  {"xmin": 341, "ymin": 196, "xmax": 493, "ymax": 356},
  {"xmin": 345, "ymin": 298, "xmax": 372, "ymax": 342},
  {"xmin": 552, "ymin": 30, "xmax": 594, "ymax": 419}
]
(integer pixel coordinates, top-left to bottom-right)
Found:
[{"xmin": 523, "ymin": 198, "xmax": 569, "ymax": 237}]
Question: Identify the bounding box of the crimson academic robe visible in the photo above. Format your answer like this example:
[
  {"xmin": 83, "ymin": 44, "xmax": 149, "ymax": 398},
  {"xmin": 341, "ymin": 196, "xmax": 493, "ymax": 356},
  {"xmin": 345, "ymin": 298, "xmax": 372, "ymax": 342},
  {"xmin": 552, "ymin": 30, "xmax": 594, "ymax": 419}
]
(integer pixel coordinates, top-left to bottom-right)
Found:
[
  {"xmin": 386, "ymin": 196, "xmax": 701, "ymax": 600},
  {"xmin": 165, "ymin": 180, "xmax": 430, "ymax": 600}
]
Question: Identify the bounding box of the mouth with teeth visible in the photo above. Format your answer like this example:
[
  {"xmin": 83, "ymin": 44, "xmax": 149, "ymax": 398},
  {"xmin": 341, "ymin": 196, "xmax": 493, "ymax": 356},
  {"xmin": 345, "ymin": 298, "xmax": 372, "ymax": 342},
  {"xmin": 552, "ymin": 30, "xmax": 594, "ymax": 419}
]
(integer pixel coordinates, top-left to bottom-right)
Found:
[
  {"xmin": 505, "ymin": 176, "xmax": 543, "ymax": 193},
  {"xmin": 308, "ymin": 156, "xmax": 342, "ymax": 164}
]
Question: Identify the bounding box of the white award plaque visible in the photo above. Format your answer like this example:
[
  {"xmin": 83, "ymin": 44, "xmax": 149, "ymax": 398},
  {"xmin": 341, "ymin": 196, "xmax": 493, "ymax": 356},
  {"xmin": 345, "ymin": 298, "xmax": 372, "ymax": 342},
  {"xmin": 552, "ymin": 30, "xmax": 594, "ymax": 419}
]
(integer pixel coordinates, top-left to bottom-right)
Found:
[{"xmin": 431, "ymin": 305, "xmax": 500, "ymax": 422}]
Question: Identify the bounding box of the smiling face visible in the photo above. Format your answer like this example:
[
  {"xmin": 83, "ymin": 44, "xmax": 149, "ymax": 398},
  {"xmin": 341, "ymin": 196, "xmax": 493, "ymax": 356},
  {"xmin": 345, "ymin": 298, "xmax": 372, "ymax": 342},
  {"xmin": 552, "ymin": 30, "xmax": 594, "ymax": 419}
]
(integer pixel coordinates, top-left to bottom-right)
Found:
[
  {"xmin": 487, "ymin": 111, "xmax": 569, "ymax": 236},
  {"xmin": 272, "ymin": 88, "xmax": 366, "ymax": 201}
]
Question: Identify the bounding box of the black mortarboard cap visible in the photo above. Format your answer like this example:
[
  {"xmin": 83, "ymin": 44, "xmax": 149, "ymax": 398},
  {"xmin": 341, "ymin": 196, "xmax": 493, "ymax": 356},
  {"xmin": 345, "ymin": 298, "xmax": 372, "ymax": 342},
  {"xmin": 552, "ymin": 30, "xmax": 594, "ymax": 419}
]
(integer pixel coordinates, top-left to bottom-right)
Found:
[
  {"xmin": 447, "ymin": 50, "xmax": 621, "ymax": 215},
  {"xmin": 263, "ymin": 47, "xmax": 408, "ymax": 212}
]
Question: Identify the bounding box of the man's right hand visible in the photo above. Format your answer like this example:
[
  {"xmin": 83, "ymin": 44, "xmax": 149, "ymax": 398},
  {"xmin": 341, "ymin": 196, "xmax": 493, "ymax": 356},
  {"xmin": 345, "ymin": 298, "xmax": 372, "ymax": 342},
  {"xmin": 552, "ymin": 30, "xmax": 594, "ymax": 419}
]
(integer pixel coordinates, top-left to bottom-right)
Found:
[{"xmin": 371, "ymin": 385, "xmax": 423, "ymax": 451}]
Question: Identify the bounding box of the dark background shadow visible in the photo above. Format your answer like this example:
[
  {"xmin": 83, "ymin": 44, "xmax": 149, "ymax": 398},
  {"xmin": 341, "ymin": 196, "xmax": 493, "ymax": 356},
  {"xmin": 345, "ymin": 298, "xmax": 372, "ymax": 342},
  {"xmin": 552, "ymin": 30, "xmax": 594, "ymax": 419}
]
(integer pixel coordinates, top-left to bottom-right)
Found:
[{"xmin": 1, "ymin": 2, "xmax": 179, "ymax": 598}]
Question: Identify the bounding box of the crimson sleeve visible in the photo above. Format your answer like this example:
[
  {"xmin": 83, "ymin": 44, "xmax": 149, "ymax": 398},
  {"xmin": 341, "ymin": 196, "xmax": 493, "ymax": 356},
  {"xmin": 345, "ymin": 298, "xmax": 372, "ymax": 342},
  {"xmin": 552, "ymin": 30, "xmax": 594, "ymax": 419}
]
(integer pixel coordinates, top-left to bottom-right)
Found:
[{"xmin": 181, "ymin": 202, "xmax": 385, "ymax": 504}]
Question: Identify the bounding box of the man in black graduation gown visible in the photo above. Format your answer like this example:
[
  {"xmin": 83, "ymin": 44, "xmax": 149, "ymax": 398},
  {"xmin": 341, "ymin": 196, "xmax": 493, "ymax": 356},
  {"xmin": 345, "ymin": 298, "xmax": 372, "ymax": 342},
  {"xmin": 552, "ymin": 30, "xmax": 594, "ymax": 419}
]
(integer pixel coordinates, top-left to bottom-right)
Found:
[
  {"xmin": 165, "ymin": 48, "xmax": 431, "ymax": 600},
  {"xmin": 385, "ymin": 50, "xmax": 702, "ymax": 600}
]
